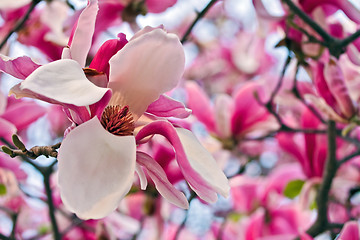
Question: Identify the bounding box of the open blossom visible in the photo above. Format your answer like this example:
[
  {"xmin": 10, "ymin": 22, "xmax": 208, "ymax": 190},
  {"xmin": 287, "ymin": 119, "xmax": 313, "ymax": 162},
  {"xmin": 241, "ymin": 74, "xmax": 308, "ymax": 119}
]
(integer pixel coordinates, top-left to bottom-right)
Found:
[
  {"xmin": 1, "ymin": 0, "xmax": 229, "ymax": 220},
  {"xmin": 186, "ymin": 81, "xmax": 278, "ymax": 147}
]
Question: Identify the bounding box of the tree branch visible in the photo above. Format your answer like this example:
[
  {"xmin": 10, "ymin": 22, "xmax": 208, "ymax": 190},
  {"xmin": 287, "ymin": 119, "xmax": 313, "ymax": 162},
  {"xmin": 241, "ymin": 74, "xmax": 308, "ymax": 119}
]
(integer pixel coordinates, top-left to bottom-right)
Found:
[
  {"xmin": 181, "ymin": 0, "xmax": 219, "ymax": 44},
  {"xmin": 0, "ymin": 0, "xmax": 41, "ymax": 51},
  {"xmin": 306, "ymin": 120, "xmax": 337, "ymax": 237}
]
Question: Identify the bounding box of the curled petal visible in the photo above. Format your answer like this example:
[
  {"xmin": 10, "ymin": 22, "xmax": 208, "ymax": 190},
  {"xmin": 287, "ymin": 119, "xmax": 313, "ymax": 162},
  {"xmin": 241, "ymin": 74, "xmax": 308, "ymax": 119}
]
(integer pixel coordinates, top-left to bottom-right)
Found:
[
  {"xmin": 135, "ymin": 163, "xmax": 148, "ymax": 190},
  {"xmin": 109, "ymin": 28, "xmax": 185, "ymax": 120},
  {"xmin": 0, "ymin": 54, "xmax": 40, "ymax": 80},
  {"xmin": 10, "ymin": 59, "xmax": 110, "ymax": 107},
  {"xmin": 175, "ymin": 127, "xmax": 230, "ymax": 198},
  {"xmin": 136, "ymin": 121, "xmax": 229, "ymax": 203},
  {"xmin": 67, "ymin": 0, "xmax": 98, "ymax": 67},
  {"xmin": 146, "ymin": 94, "xmax": 191, "ymax": 119},
  {"xmin": 58, "ymin": 117, "xmax": 136, "ymax": 219},
  {"xmin": 89, "ymin": 33, "xmax": 128, "ymax": 77},
  {"xmin": 136, "ymin": 151, "xmax": 189, "ymax": 209}
]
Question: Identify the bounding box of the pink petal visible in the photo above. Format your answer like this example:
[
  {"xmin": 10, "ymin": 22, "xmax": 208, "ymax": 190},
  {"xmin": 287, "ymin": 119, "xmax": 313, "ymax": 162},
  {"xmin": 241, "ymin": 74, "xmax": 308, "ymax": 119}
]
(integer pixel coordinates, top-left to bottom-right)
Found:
[
  {"xmin": 301, "ymin": 0, "xmax": 360, "ymax": 23},
  {"xmin": 146, "ymin": 94, "xmax": 191, "ymax": 119},
  {"xmin": 338, "ymin": 221, "xmax": 359, "ymax": 240},
  {"xmin": 136, "ymin": 121, "xmax": 229, "ymax": 203},
  {"xmin": 89, "ymin": 33, "xmax": 128, "ymax": 77},
  {"xmin": 304, "ymin": 94, "xmax": 347, "ymax": 123},
  {"xmin": 347, "ymin": 43, "xmax": 360, "ymax": 66},
  {"xmin": 136, "ymin": 151, "xmax": 189, "ymax": 209},
  {"xmin": 324, "ymin": 58, "xmax": 356, "ymax": 119},
  {"xmin": 10, "ymin": 59, "xmax": 110, "ymax": 107},
  {"xmin": 145, "ymin": 0, "xmax": 177, "ymax": 13},
  {"xmin": 94, "ymin": 2, "xmax": 124, "ymax": 38},
  {"xmin": 231, "ymin": 82, "xmax": 271, "ymax": 136},
  {"xmin": 311, "ymin": 62, "xmax": 336, "ymax": 109},
  {"xmin": 1, "ymin": 100, "xmax": 46, "ymax": 131},
  {"xmin": 108, "ymin": 28, "xmax": 185, "ymax": 120},
  {"xmin": 0, "ymin": 54, "xmax": 40, "ymax": 80},
  {"xmin": 67, "ymin": 0, "xmax": 98, "ymax": 67},
  {"xmin": 58, "ymin": 117, "xmax": 136, "ymax": 219},
  {"xmin": 176, "ymin": 127, "xmax": 229, "ymax": 198},
  {"xmin": 0, "ymin": 153, "xmax": 27, "ymax": 180},
  {"xmin": 185, "ymin": 81, "xmax": 216, "ymax": 132},
  {"xmin": 300, "ymin": 233, "xmax": 314, "ymax": 240},
  {"xmin": 0, "ymin": 118, "xmax": 17, "ymax": 144},
  {"xmin": 277, "ymin": 133, "xmax": 309, "ymax": 176}
]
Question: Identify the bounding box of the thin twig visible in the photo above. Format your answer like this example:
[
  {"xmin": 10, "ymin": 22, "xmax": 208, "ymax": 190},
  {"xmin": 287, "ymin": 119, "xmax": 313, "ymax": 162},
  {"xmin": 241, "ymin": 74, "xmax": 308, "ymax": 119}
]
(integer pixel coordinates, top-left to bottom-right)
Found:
[
  {"xmin": 338, "ymin": 150, "xmax": 360, "ymax": 166},
  {"xmin": 2, "ymin": 142, "xmax": 60, "ymax": 159},
  {"xmin": 181, "ymin": 0, "xmax": 219, "ymax": 44},
  {"xmin": 174, "ymin": 192, "xmax": 197, "ymax": 240},
  {"xmin": 281, "ymin": 0, "xmax": 332, "ymax": 42},
  {"xmin": 340, "ymin": 29, "xmax": 360, "ymax": 48},
  {"xmin": 43, "ymin": 167, "xmax": 61, "ymax": 240},
  {"xmin": 269, "ymin": 55, "xmax": 292, "ymax": 101},
  {"xmin": 0, "ymin": 0, "xmax": 41, "ymax": 51}
]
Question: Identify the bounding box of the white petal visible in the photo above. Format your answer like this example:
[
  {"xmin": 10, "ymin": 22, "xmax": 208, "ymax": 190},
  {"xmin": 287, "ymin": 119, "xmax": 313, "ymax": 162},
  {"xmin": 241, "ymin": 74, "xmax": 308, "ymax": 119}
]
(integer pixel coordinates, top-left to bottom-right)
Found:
[
  {"xmin": 108, "ymin": 28, "xmax": 185, "ymax": 119},
  {"xmin": 68, "ymin": 0, "xmax": 98, "ymax": 67},
  {"xmin": 58, "ymin": 117, "xmax": 136, "ymax": 219},
  {"xmin": 18, "ymin": 59, "xmax": 109, "ymax": 106},
  {"xmin": 175, "ymin": 128, "xmax": 230, "ymax": 198},
  {"xmin": 137, "ymin": 151, "xmax": 189, "ymax": 209},
  {"xmin": 135, "ymin": 164, "xmax": 148, "ymax": 190}
]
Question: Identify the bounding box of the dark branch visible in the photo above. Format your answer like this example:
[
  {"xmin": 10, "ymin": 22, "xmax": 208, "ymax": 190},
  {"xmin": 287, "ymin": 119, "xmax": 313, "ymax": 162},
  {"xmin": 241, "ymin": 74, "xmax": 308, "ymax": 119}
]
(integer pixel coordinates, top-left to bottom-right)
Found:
[
  {"xmin": 181, "ymin": 0, "xmax": 219, "ymax": 44},
  {"xmin": 0, "ymin": 0, "xmax": 41, "ymax": 51},
  {"xmin": 306, "ymin": 120, "xmax": 338, "ymax": 237}
]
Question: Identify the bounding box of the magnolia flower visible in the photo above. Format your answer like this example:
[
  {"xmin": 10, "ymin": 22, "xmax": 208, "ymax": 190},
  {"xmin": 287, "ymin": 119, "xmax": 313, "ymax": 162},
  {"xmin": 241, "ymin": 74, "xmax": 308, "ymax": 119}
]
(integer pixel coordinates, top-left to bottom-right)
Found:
[
  {"xmin": 278, "ymin": 108, "xmax": 327, "ymax": 178},
  {"xmin": 1, "ymin": 0, "xmax": 229, "ymax": 219},
  {"xmin": 305, "ymin": 57, "xmax": 357, "ymax": 123},
  {"xmin": 186, "ymin": 81, "xmax": 278, "ymax": 146}
]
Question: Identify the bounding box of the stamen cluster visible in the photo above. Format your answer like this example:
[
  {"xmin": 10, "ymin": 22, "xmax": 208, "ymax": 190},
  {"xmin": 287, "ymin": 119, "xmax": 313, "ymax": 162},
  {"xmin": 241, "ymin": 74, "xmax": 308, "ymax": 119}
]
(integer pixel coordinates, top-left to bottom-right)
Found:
[{"xmin": 101, "ymin": 105, "xmax": 135, "ymax": 136}]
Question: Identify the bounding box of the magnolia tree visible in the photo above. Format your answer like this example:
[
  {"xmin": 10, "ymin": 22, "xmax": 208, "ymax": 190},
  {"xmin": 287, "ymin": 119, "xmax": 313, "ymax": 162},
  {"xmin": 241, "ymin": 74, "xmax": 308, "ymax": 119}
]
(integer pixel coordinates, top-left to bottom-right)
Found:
[{"xmin": 0, "ymin": 0, "xmax": 360, "ymax": 239}]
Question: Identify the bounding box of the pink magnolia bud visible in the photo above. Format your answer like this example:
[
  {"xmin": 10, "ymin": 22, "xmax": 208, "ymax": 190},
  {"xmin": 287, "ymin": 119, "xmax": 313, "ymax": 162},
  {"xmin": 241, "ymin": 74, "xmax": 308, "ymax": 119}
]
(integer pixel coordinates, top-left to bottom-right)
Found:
[{"xmin": 324, "ymin": 57, "xmax": 357, "ymax": 119}]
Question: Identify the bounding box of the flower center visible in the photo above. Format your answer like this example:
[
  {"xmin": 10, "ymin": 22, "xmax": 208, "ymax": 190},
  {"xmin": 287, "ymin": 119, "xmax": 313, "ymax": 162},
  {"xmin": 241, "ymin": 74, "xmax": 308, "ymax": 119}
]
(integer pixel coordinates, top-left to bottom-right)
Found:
[
  {"xmin": 83, "ymin": 67, "xmax": 103, "ymax": 76},
  {"xmin": 101, "ymin": 105, "xmax": 135, "ymax": 136}
]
